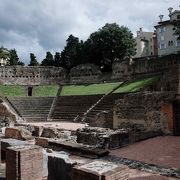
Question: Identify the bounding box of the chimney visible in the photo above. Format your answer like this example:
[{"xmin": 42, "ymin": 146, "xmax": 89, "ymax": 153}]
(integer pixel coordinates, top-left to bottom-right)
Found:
[
  {"xmin": 137, "ymin": 31, "xmax": 140, "ymax": 38},
  {"xmin": 159, "ymin": 14, "xmax": 164, "ymax": 22},
  {"xmin": 137, "ymin": 28, "xmax": 143, "ymax": 38},
  {"xmin": 168, "ymin": 7, "xmax": 173, "ymax": 16}
]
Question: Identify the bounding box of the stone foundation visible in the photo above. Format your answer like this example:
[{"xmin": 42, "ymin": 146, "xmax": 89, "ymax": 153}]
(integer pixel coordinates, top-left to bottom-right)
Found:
[
  {"xmin": 113, "ymin": 92, "xmax": 176, "ymax": 134},
  {"xmin": 72, "ymin": 161, "xmax": 128, "ymax": 180},
  {"xmin": 6, "ymin": 145, "xmax": 43, "ymax": 180},
  {"xmin": 77, "ymin": 127, "xmax": 129, "ymax": 149},
  {"xmin": 5, "ymin": 127, "xmax": 32, "ymax": 140}
]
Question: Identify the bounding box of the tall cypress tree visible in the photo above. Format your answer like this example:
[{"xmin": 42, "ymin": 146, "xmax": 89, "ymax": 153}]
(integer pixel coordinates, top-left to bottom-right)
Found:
[
  {"xmin": 41, "ymin": 51, "xmax": 54, "ymax": 66},
  {"xmin": 8, "ymin": 49, "xmax": 24, "ymax": 65},
  {"xmin": 28, "ymin": 53, "xmax": 39, "ymax": 66},
  {"xmin": 54, "ymin": 52, "xmax": 61, "ymax": 67}
]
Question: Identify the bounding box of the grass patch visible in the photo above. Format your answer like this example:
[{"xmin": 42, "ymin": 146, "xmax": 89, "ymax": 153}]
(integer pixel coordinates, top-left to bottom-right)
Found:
[
  {"xmin": 0, "ymin": 85, "xmax": 26, "ymax": 97},
  {"xmin": 34, "ymin": 86, "xmax": 59, "ymax": 97},
  {"xmin": 114, "ymin": 77, "xmax": 158, "ymax": 93},
  {"xmin": 60, "ymin": 82, "xmax": 122, "ymax": 96}
]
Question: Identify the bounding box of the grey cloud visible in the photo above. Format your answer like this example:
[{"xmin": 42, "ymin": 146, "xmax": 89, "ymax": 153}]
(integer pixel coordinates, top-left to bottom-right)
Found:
[{"xmin": 0, "ymin": 0, "xmax": 179, "ymax": 64}]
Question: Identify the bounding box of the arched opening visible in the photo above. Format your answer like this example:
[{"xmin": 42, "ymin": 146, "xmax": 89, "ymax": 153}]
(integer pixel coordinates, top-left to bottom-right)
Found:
[{"xmin": 28, "ymin": 87, "xmax": 33, "ymax": 96}]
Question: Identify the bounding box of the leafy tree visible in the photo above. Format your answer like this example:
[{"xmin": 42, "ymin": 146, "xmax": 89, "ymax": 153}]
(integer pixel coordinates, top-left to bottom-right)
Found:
[
  {"xmin": 8, "ymin": 49, "xmax": 24, "ymax": 66},
  {"xmin": 54, "ymin": 52, "xmax": 61, "ymax": 67},
  {"xmin": 61, "ymin": 34, "xmax": 81, "ymax": 71},
  {"xmin": 41, "ymin": 51, "xmax": 54, "ymax": 66},
  {"xmin": 28, "ymin": 53, "xmax": 39, "ymax": 66},
  {"xmin": 0, "ymin": 46, "xmax": 10, "ymax": 59},
  {"xmin": 84, "ymin": 23, "xmax": 136, "ymax": 71}
]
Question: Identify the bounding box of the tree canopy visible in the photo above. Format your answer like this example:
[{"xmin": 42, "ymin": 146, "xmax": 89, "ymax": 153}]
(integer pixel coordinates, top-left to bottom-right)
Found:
[
  {"xmin": 61, "ymin": 34, "xmax": 82, "ymax": 71},
  {"xmin": 28, "ymin": 53, "xmax": 39, "ymax": 66},
  {"xmin": 54, "ymin": 52, "xmax": 61, "ymax": 67},
  {"xmin": 8, "ymin": 49, "xmax": 24, "ymax": 66},
  {"xmin": 0, "ymin": 46, "xmax": 10, "ymax": 59},
  {"xmin": 1, "ymin": 23, "xmax": 136, "ymax": 70},
  {"xmin": 41, "ymin": 51, "xmax": 54, "ymax": 66},
  {"xmin": 84, "ymin": 23, "xmax": 136, "ymax": 71}
]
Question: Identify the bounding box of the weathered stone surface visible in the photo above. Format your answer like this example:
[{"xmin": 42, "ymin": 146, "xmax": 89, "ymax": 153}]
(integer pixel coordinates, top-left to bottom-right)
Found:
[
  {"xmin": 44, "ymin": 149, "xmax": 88, "ymax": 180},
  {"xmin": 0, "ymin": 54, "xmax": 178, "ymax": 90},
  {"xmin": 70, "ymin": 63, "xmax": 102, "ymax": 84},
  {"xmin": 77, "ymin": 127, "xmax": 129, "ymax": 149},
  {"xmin": 88, "ymin": 110, "xmax": 113, "ymax": 128},
  {"xmin": 0, "ymin": 66, "xmax": 66, "ymax": 85},
  {"xmin": 41, "ymin": 127, "xmax": 59, "ymax": 138},
  {"xmin": 72, "ymin": 161, "xmax": 128, "ymax": 180},
  {"xmin": 5, "ymin": 126, "xmax": 32, "ymax": 140},
  {"xmin": 113, "ymin": 92, "xmax": 176, "ymax": 134},
  {"xmin": 48, "ymin": 139, "xmax": 109, "ymax": 157},
  {"xmin": 0, "ymin": 100, "xmax": 20, "ymax": 130},
  {"xmin": 35, "ymin": 137, "xmax": 49, "ymax": 147},
  {"xmin": 6, "ymin": 145, "xmax": 43, "ymax": 180},
  {"xmin": 1, "ymin": 138, "xmax": 30, "ymax": 161},
  {"xmin": 104, "ymin": 155, "xmax": 180, "ymax": 179}
]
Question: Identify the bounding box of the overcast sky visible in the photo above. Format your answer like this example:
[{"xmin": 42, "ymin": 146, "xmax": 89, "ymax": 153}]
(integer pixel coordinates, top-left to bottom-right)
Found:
[{"xmin": 0, "ymin": 0, "xmax": 180, "ymax": 64}]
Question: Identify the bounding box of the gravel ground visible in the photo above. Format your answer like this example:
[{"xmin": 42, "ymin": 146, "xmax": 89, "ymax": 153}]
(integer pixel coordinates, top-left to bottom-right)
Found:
[
  {"xmin": 127, "ymin": 168, "xmax": 176, "ymax": 180},
  {"xmin": 110, "ymin": 136, "xmax": 180, "ymax": 169}
]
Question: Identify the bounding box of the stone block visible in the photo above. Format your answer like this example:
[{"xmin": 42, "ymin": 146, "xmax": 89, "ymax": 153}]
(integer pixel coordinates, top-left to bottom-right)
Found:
[
  {"xmin": 6, "ymin": 145, "xmax": 43, "ymax": 180},
  {"xmin": 77, "ymin": 127, "xmax": 129, "ymax": 149},
  {"xmin": 35, "ymin": 137, "xmax": 49, "ymax": 147},
  {"xmin": 41, "ymin": 128, "xmax": 58, "ymax": 138},
  {"xmin": 72, "ymin": 161, "xmax": 128, "ymax": 180},
  {"xmin": 1, "ymin": 138, "xmax": 29, "ymax": 161},
  {"xmin": 5, "ymin": 127, "xmax": 32, "ymax": 140}
]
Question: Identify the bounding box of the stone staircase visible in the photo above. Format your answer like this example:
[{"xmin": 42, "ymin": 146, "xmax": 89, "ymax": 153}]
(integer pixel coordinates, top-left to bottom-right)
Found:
[
  {"xmin": 51, "ymin": 95, "xmax": 103, "ymax": 121},
  {"xmin": 7, "ymin": 97, "xmax": 54, "ymax": 122},
  {"xmin": 81, "ymin": 93, "xmax": 123, "ymax": 126}
]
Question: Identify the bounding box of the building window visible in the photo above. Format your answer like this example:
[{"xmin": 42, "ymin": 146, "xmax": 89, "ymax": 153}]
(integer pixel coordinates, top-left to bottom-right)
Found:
[
  {"xmin": 159, "ymin": 27, "xmax": 165, "ymax": 33},
  {"xmin": 160, "ymin": 43, "xmax": 166, "ymax": 49},
  {"xmin": 177, "ymin": 15, "xmax": 180, "ymax": 19},
  {"xmin": 160, "ymin": 35, "xmax": 165, "ymax": 41},
  {"xmin": 168, "ymin": 40, "xmax": 174, "ymax": 46},
  {"xmin": 176, "ymin": 41, "xmax": 180, "ymax": 46}
]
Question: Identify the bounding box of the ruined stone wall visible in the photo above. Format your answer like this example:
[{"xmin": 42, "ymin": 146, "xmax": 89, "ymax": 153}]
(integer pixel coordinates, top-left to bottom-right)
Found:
[
  {"xmin": 0, "ymin": 66, "xmax": 67, "ymax": 85},
  {"xmin": 112, "ymin": 54, "xmax": 180, "ymax": 93},
  {"xmin": 0, "ymin": 54, "xmax": 179, "ymax": 87},
  {"xmin": 113, "ymin": 92, "xmax": 176, "ymax": 134},
  {"xmin": 69, "ymin": 63, "xmax": 102, "ymax": 84},
  {"xmin": 111, "ymin": 61, "xmax": 132, "ymax": 81}
]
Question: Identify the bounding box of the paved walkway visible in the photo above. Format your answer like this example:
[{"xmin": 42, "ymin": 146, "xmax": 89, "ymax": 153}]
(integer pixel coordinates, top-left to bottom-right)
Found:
[
  {"xmin": 110, "ymin": 136, "xmax": 180, "ymax": 169},
  {"xmin": 19, "ymin": 122, "xmax": 86, "ymax": 131}
]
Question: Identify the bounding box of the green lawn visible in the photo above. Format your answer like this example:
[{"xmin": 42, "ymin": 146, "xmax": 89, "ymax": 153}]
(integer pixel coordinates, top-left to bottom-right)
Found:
[
  {"xmin": 33, "ymin": 86, "xmax": 59, "ymax": 97},
  {"xmin": 60, "ymin": 82, "xmax": 122, "ymax": 96},
  {"xmin": 114, "ymin": 77, "xmax": 158, "ymax": 93},
  {"xmin": 0, "ymin": 85, "xmax": 26, "ymax": 97}
]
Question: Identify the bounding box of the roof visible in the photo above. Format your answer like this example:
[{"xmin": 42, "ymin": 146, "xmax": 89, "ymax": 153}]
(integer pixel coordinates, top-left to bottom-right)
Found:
[
  {"xmin": 154, "ymin": 20, "xmax": 171, "ymax": 28},
  {"xmin": 170, "ymin": 10, "xmax": 180, "ymax": 16}
]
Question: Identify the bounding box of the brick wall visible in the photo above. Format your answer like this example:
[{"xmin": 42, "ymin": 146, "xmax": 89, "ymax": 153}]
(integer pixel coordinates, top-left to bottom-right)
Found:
[
  {"xmin": 161, "ymin": 103, "xmax": 174, "ymax": 132},
  {"xmin": 6, "ymin": 145, "xmax": 43, "ymax": 180},
  {"xmin": 113, "ymin": 92, "xmax": 175, "ymax": 134},
  {"xmin": 35, "ymin": 137, "xmax": 49, "ymax": 147}
]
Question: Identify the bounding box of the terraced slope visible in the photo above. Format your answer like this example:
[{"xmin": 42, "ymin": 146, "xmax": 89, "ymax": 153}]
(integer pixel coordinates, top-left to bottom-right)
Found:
[
  {"xmin": 60, "ymin": 82, "xmax": 122, "ymax": 96},
  {"xmin": 7, "ymin": 97, "xmax": 54, "ymax": 122}
]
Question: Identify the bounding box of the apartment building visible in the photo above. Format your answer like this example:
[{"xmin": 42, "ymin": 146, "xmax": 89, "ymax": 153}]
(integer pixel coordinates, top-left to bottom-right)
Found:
[
  {"xmin": 134, "ymin": 28, "xmax": 158, "ymax": 58},
  {"xmin": 155, "ymin": 8, "xmax": 180, "ymax": 56}
]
